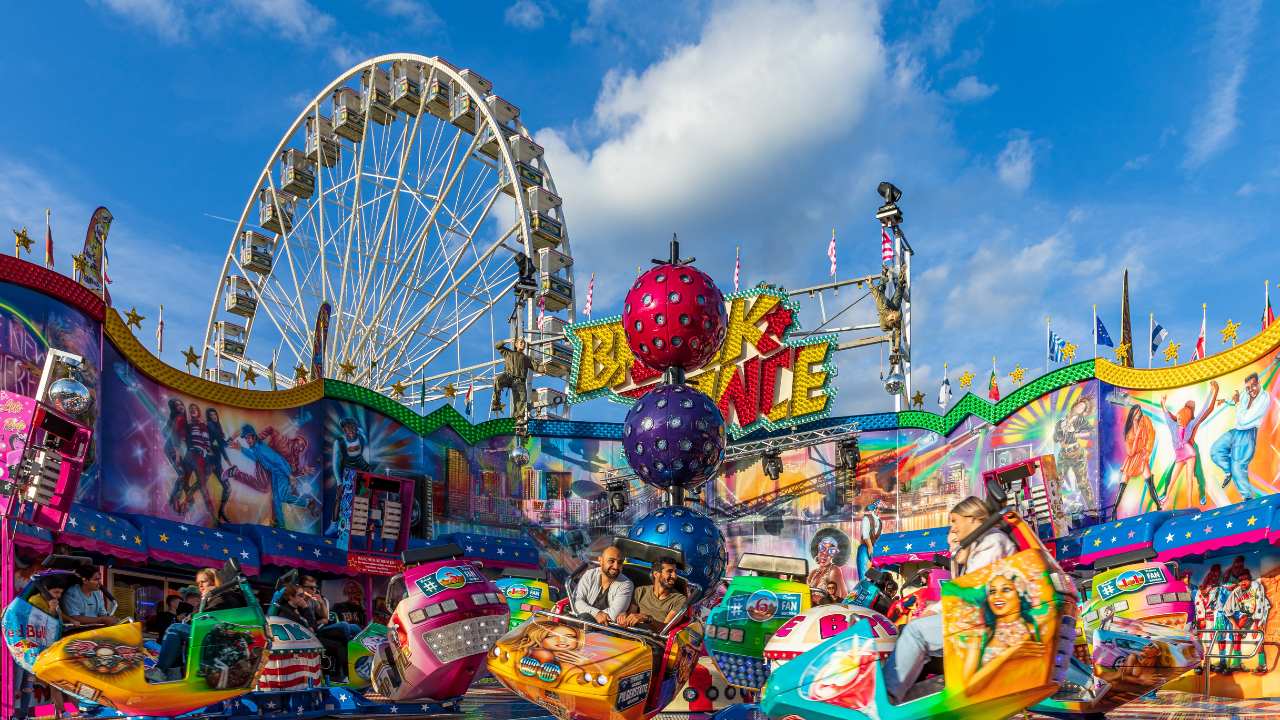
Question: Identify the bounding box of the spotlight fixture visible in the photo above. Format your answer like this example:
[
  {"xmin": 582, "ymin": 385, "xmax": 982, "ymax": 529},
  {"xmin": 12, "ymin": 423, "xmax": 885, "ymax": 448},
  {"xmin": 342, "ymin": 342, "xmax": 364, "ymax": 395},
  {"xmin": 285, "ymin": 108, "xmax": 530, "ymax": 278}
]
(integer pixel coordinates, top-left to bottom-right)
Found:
[
  {"xmin": 605, "ymin": 476, "xmax": 629, "ymax": 514},
  {"xmin": 760, "ymin": 450, "xmax": 783, "ymax": 482},
  {"xmin": 883, "ymin": 362, "xmax": 905, "ymax": 396},
  {"xmin": 838, "ymin": 436, "xmax": 861, "ymax": 471},
  {"xmin": 875, "ymin": 181, "xmax": 904, "ymax": 227}
]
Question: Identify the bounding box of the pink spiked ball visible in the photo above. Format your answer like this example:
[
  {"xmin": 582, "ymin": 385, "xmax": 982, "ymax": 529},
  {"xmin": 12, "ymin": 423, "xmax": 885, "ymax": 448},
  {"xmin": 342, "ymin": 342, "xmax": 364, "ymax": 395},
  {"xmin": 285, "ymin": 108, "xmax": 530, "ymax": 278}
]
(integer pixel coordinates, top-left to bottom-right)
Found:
[{"xmin": 622, "ymin": 263, "xmax": 727, "ymax": 372}]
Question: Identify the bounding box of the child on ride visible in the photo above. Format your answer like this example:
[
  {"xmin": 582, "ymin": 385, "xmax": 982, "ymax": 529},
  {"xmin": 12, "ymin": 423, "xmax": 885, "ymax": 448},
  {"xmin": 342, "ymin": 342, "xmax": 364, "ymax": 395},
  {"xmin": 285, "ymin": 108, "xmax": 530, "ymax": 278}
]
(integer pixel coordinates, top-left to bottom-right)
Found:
[{"xmin": 882, "ymin": 496, "xmax": 1017, "ymax": 704}]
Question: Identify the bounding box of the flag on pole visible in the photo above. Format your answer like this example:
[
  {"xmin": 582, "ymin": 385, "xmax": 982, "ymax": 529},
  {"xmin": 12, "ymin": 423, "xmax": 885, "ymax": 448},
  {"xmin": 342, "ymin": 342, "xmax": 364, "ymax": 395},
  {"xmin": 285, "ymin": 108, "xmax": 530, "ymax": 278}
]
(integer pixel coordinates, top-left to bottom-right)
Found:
[
  {"xmin": 1151, "ymin": 317, "xmax": 1168, "ymax": 355},
  {"xmin": 103, "ymin": 247, "xmax": 113, "ymax": 284},
  {"xmin": 156, "ymin": 305, "xmax": 164, "ymax": 355},
  {"xmin": 419, "ymin": 368, "xmax": 426, "ymax": 408},
  {"xmin": 537, "ymin": 294, "xmax": 546, "ymax": 330},
  {"xmin": 1193, "ymin": 304, "xmax": 1206, "ymax": 360},
  {"xmin": 827, "ymin": 228, "xmax": 837, "ymax": 281},
  {"xmin": 1265, "ymin": 280, "xmax": 1275, "ymax": 329},
  {"xmin": 881, "ymin": 228, "xmax": 894, "ymax": 266},
  {"xmin": 1095, "ymin": 315, "xmax": 1115, "ymax": 348},
  {"xmin": 269, "ymin": 351, "xmax": 278, "ymax": 391},
  {"xmin": 464, "ymin": 384, "xmax": 474, "ymax": 416},
  {"xmin": 733, "ymin": 246, "xmax": 740, "ymax": 291},
  {"xmin": 987, "ymin": 360, "xmax": 1000, "ymax": 402},
  {"xmin": 938, "ymin": 363, "xmax": 952, "ymax": 409},
  {"xmin": 1047, "ymin": 325, "xmax": 1068, "ymax": 363},
  {"xmin": 583, "ymin": 272, "xmax": 595, "ymax": 317},
  {"xmin": 44, "ymin": 209, "xmax": 53, "ymax": 269}
]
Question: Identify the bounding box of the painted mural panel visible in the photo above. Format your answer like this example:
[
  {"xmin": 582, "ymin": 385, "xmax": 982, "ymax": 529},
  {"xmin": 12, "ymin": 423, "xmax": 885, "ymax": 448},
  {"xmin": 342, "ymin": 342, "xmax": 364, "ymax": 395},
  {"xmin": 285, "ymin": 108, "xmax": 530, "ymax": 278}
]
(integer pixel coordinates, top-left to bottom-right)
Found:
[
  {"xmin": 320, "ymin": 399, "xmax": 425, "ymax": 537},
  {"xmin": 1102, "ymin": 348, "xmax": 1280, "ymax": 519},
  {"xmin": 99, "ymin": 343, "xmax": 323, "ymax": 531},
  {"xmin": 1165, "ymin": 549, "xmax": 1280, "ymax": 698},
  {"xmin": 893, "ymin": 383, "xmax": 1101, "ymax": 531},
  {"xmin": 0, "ymin": 281, "xmax": 103, "ymax": 503}
]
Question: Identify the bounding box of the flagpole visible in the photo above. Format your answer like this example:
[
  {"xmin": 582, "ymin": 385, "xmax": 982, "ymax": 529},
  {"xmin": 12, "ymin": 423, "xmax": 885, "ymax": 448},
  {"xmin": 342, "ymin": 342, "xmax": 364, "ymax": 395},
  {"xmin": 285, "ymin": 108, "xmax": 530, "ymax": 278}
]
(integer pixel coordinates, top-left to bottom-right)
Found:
[
  {"xmin": 1148, "ymin": 312, "xmax": 1153, "ymax": 369},
  {"xmin": 1045, "ymin": 315, "xmax": 1051, "ymax": 373},
  {"xmin": 1092, "ymin": 304, "xmax": 1098, "ymax": 358},
  {"xmin": 1267, "ymin": 280, "xmax": 1272, "ymax": 329}
]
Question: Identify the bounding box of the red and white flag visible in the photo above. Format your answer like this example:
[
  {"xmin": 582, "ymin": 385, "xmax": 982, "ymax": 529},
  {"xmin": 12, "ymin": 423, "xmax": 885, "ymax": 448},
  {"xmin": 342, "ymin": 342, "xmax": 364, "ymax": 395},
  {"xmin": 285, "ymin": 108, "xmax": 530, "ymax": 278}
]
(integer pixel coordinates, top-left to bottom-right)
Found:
[
  {"xmin": 537, "ymin": 294, "xmax": 546, "ymax": 329},
  {"xmin": 881, "ymin": 228, "xmax": 894, "ymax": 266},
  {"xmin": 44, "ymin": 209, "xmax": 53, "ymax": 269},
  {"xmin": 827, "ymin": 228, "xmax": 837, "ymax": 281},
  {"xmin": 733, "ymin": 246, "xmax": 740, "ymax": 291},
  {"xmin": 1193, "ymin": 304, "xmax": 1206, "ymax": 360},
  {"xmin": 583, "ymin": 272, "xmax": 595, "ymax": 317},
  {"xmin": 464, "ymin": 383, "xmax": 474, "ymax": 416}
]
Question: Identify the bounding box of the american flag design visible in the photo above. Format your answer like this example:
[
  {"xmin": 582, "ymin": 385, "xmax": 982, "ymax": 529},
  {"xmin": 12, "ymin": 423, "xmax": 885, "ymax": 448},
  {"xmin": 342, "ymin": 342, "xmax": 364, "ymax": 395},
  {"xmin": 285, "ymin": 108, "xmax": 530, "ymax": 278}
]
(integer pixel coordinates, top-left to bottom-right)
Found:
[
  {"xmin": 256, "ymin": 617, "xmax": 324, "ymax": 691},
  {"xmin": 881, "ymin": 228, "xmax": 894, "ymax": 265},
  {"xmin": 827, "ymin": 228, "xmax": 837, "ymax": 279},
  {"xmin": 583, "ymin": 272, "xmax": 595, "ymax": 317},
  {"xmin": 733, "ymin": 246, "xmax": 740, "ymax": 291}
]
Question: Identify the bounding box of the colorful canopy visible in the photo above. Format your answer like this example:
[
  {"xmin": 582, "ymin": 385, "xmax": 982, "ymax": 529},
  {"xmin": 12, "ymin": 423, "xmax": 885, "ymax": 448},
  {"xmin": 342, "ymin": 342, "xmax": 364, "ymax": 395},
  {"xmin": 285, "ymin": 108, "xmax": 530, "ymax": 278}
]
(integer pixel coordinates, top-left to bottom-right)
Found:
[
  {"xmin": 13, "ymin": 520, "xmax": 53, "ymax": 555},
  {"xmin": 61, "ymin": 504, "xmax": 148, "ymax": 563},
  {"xmin": 227, "ymin": 523, "xmax": 350, "ymax": 575},
  {"xmin": 129, "ymin": 515, "xmax": 258, "ymax": 575},
  {"xmin": 432, "ymin": 532, "xmax": 539, "ymax": 569},
  {"xmin": 1056, "ymin": 509, "xmax": 1187, "ymax": 570},
  {"xmin": 1153, "ymin": 496, "xmax": 1280, "ymax": 563},
  {"xmin": 871, "ymin": 527, "xmax": 951, "ymax": 567}
]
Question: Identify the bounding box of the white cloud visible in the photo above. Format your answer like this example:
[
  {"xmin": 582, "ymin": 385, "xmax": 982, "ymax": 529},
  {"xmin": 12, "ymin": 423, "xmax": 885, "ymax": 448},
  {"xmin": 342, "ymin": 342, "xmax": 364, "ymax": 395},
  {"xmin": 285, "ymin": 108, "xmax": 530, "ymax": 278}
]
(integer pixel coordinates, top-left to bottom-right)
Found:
[
  {"xmin": 97, "ymin": 0, "xmax": 189, "ymax": 42},
  {"xmin": 231, "ymin": 0, "xmax": 335, "ymax": 38},
  {"xmin": 922, "ymin": 0, "xmax": 978, "ymax": 58},
  {"xmin": 996, "ymin": 131, "xmax": 1036, "ymax": 193},
  {"xmin": 371, "ymin": 0, "xmax": 442, "ymax": 33},
  {"xmin": 1237, "ymin": 182, "xmax": 1257, "ymax": 197},
  {"xmin": 505, "ymin": 0, "xmax": 546, "ymax": 29},
  {"xmin": 329, "ymin": 45, "xmax": 368, "ymax": 70},
  {"xmin": 947, "ymin": 75, "xmax": 996, "ymax": 102},
  {"xmin": 1121, "ymin": 154, "xmax": 1150, "ymax": 171},
  {"xmin": 1184, "ymin": 0, "xmax": 1261, "ymax": 168}
]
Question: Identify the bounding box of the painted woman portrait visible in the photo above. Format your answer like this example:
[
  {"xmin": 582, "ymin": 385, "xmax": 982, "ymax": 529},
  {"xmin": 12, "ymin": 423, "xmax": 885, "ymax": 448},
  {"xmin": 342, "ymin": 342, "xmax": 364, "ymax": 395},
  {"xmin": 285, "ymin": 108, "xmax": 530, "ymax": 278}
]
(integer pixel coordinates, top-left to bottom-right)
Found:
[
  {"xmin": 1156, "ymin": 381, "xmax": 1219, "ymax": 507},
  {"xmin": 959, "ymin": 570, "xmax": 1045, "ymax": 696},
  {"xmin": 513, "ymin": 619, "xmax": 591, "ymax": 671},
  {"xmin": 808, "ymin": 529, "xmax": 851, "ymax": 601}
]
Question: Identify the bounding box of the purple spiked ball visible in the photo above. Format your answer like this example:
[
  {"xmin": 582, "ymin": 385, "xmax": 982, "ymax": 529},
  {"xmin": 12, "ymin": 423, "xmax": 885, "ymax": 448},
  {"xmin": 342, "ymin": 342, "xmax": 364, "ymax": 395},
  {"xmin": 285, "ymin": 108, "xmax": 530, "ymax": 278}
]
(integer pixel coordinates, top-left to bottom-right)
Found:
[{"xmin": 622, "ymin": 382, "xmax": 726, "ymax": 491}]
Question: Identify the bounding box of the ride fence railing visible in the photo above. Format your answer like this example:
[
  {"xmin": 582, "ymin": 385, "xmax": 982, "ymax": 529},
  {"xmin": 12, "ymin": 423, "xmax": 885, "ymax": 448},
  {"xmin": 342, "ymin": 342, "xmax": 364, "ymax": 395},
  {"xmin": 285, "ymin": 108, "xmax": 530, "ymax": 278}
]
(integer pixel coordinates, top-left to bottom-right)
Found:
[{"xmin": 1197, "ymin": 627, "xmax": 1279, "ymax": 697}]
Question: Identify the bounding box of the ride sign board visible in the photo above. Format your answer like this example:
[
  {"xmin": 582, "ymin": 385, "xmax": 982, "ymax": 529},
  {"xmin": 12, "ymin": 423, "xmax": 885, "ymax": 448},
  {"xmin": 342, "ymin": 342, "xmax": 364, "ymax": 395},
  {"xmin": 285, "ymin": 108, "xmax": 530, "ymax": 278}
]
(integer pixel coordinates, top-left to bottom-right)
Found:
[
  {"xmin": 726, "ymin": 590, "xmax": 803, "ymax": 623},
  {"xmin": 1095, "ymin": 567, "xmax": 1166, "ymax": 600},
  {"xmin": 567, "ymin": 287, "xmax": 838, "ymax": 438}
]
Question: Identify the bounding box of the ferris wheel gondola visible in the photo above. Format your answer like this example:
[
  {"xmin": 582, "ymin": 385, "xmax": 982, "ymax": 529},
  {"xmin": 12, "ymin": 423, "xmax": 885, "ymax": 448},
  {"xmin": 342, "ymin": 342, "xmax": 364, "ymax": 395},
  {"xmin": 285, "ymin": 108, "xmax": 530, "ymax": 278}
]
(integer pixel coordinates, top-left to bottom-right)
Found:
[{"xmin": 200, "ymin": 54, "xmax": 575, "ymax": 415}]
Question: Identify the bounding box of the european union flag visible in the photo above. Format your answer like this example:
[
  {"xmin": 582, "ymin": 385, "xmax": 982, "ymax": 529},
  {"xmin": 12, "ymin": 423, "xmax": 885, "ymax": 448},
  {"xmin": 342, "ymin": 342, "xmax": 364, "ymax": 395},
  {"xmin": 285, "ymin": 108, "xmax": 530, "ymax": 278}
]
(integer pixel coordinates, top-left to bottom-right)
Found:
[{"xmin": 1096, "ymin": 316, "xmax": 1115, "ymax": 348}]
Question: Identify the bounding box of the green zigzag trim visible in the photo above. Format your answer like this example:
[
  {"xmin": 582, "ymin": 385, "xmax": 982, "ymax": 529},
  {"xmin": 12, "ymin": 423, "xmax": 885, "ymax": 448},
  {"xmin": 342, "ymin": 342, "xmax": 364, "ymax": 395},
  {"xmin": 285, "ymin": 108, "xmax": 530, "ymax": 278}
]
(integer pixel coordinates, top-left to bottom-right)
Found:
[
  {"xmin": 323, "ymin": 380, "xmax": 513, "ymax": 444},
  {"xmin": 896, "ymin": 360, "xmax": 1096, "ymax": 435}
]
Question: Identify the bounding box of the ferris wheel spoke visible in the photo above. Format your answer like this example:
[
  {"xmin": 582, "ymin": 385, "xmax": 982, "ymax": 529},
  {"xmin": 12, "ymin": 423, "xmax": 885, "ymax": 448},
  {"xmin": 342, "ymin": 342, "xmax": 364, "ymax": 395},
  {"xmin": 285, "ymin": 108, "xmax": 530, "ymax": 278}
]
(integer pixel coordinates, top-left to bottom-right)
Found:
[{"xmin": 390, "ymin": 293, "xmax": 514, "ymax": 391}]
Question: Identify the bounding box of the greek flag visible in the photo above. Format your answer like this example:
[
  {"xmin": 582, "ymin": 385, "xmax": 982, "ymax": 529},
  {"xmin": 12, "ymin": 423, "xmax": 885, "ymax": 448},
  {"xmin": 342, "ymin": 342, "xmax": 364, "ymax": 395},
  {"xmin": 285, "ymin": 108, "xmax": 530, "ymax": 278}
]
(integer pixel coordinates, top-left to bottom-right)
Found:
[
  {"xmin": 1151, "ymin": 320, "xmax": 1168, "ymax": 354},
  {"xmin": 1048, "ymin": 329, "xmax": 1068, "ymax": 363}
]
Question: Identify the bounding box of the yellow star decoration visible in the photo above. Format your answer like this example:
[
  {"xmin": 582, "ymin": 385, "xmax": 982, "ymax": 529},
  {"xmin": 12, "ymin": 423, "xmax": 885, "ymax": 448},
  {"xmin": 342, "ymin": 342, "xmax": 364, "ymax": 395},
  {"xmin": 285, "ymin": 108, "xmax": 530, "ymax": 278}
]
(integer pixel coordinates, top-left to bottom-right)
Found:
[
  {"xmin": 1114, "ymin": 342, "xmax": 1130, "ymax": 364},
  {"xmin": 13, "ymin": 227, "xmax": 32, "ymax": 253},
  {"xmin": 390, "ymin": 381, "xmax": 406, "ymax": 398},
  {"xmin": 1061, "ymin": 342, "xmax": 1077, "ymax": 362},
  {"xmin": 124, "ymin": 307, "xmax": 145, "ymax": 330},
  {"xmin": 71, "ymin": 254, "xmax": 88, "ymax": 275},
  {"xmin": 444, "ymin": 383, "xmax": 456, "ymax": 399},
  {"xmin": 1009, "ymin": 364, "xmax": 1026, "ymax": 384},
  {"xmin": 958, "ymin": 370, "xmax": 975, "ymax": 388},
  {"xmin": 181, "ymin": 346, "xmax": 200, "ymax": 368},
  {"xmin": 294, "ymin": 364, "xmax": 309, "ymax": 382},
  {"xmin": 1221, "ymin": 319, "xmax": 1241, "ymax": 347},
  {"xmin": 1163, "ymin": 341, "xmax": 1181, "ymax": 363},
  {"xmin": 911, "ymin": 390, "xmax": 925, "ymax": 409},
  {"xmin": 338, "ymin": 360, "xmax": 356, "ymax": 378},
  {"xmin": 242, "ymin": 365, "xmax": 258, "ymax": 385}
]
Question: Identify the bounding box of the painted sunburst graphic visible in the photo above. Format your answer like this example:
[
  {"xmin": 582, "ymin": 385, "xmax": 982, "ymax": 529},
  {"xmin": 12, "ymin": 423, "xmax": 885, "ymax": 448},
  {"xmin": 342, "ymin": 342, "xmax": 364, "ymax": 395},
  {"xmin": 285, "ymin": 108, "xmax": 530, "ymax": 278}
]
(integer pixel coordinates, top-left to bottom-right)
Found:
[{"xmin": 996, "ymin": 383, "xmax": 1091, "ymax": 446}]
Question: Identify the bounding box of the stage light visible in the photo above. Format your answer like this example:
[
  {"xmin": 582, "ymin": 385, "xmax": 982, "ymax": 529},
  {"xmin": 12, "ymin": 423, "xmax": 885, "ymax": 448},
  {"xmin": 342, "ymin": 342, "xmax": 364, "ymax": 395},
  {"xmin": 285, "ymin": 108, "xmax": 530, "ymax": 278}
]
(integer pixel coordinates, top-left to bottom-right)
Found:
[
  {"xmin": 877, "ymin": 181, "xmax": 902, "ymax": 204},
  {"xmin": 760, "ymin": 450, "xmax": 783, "ymax": 481}
]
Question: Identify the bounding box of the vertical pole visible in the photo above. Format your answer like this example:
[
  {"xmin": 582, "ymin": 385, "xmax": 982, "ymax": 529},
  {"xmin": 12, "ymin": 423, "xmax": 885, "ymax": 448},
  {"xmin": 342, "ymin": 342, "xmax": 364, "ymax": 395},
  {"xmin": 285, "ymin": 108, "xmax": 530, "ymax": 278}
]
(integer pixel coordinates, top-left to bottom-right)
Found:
[
  {"xmin": 1149, "ymin": 313, "xmax": 1154, "ymax": 369},
  {"xmin": 899, "ymin": 226, "xmax": 912, "ymax": 409},
  {"xmin": 1092, "ymin": 304, "xmax": 1098, "ymax": 359},
  {"xmin": 2, "ymin": 513, "xmax": 14, "ymax": 720}
]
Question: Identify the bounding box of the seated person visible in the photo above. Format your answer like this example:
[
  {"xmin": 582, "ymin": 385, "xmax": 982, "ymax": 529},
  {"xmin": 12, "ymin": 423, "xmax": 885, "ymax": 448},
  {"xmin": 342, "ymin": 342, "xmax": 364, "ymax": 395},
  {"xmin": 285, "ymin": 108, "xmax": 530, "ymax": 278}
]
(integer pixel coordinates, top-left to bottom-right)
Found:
[
  {"xmin": 569, "ymin": 545, "xmax": 634, "ymax": 625},
  {"xmin": 277, "ymin": 584, "xmax": 349, "ymax": 682},
  {"xmin": 147, "ymin": 595, "xmax": 182, "ymax": 637},
  {"xmin": 330, "ymin": 580, "xmax": 368, "ymax": 630},
  {"xmin": 301, "ymin": 575, "xmax": 361, "ymax": 640},
  {"xmin": 27, "ymin": 584, "xmax": 63, "ymax": 615},
  {"xmin": 149, "ymin": 568, "xmax": 219, "ymax": 682},
  {"xmin": 618, "ymin": 556, "xmax": 686, "ymax": 632},
  {"xmin": 883, "ymin": 497, "xmax": 1016, "ymax": 704},
  {"xmin": 61, "ymin": 565, "xmax": 119, "ymax": 628}
]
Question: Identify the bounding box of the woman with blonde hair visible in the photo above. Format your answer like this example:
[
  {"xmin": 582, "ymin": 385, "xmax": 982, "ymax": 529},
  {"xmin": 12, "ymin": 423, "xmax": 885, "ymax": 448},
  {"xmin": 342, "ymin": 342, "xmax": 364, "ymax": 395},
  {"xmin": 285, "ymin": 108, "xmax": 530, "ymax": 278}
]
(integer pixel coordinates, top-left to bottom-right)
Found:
[
  {"xmin": 1156, "ymin": 381, "xmax": 1219, "ymax": 507},
  {"xmin": 883, "ymin": 496, "xmax": 1018, "ymax": 704}
]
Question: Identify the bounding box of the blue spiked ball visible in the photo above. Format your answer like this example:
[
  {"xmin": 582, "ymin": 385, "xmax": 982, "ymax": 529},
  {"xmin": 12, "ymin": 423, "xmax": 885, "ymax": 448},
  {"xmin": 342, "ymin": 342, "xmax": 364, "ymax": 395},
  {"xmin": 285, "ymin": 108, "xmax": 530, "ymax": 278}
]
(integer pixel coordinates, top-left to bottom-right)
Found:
[{"xmin": 629, "ymin": 505, "xmax": 726, "ymax": 602}]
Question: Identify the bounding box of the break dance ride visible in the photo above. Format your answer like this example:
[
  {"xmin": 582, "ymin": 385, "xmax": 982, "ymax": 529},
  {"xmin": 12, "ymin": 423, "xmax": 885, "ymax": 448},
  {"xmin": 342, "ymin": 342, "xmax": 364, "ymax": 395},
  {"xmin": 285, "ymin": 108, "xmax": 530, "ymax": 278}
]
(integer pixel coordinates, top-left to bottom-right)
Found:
[{"xmin": 488, "ymin": 238, "xmax": 730, "ymax": 719}]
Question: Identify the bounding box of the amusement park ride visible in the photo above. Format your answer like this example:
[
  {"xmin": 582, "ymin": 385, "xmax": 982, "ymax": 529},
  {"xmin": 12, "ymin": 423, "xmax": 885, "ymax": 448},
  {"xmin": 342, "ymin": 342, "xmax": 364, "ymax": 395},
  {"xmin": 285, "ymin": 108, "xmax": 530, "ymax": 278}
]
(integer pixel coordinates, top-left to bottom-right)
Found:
[{"xmin": 4, "ymin": 50, "xmax": 1262, "ymax": 720}]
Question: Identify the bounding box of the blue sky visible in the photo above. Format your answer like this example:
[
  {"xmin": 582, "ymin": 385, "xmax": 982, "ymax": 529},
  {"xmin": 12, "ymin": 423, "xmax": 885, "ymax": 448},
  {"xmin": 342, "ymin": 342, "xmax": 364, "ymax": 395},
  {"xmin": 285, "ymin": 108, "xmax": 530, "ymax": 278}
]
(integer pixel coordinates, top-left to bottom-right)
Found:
[{"xmin": 1, "ymin": 0, "xmax": 1278, "ymax": 419}]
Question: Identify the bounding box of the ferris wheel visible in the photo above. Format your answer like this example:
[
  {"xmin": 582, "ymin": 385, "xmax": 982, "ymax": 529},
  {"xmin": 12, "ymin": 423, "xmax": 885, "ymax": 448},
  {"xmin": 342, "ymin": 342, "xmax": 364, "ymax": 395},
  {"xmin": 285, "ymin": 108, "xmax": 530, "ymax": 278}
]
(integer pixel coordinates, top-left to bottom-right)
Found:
[{"xmin": 200, "ymin": 54, "xmax": 576, "ymax": 413}]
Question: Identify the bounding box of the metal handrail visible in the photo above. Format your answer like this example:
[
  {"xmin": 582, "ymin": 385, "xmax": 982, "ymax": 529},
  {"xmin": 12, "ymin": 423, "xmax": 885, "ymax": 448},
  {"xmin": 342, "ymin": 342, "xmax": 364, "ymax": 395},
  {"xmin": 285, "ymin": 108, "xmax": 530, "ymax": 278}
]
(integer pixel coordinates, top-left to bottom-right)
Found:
[{"xmin": 1197, "ymin": 627, "xmax": 1277, "ymax": 698}]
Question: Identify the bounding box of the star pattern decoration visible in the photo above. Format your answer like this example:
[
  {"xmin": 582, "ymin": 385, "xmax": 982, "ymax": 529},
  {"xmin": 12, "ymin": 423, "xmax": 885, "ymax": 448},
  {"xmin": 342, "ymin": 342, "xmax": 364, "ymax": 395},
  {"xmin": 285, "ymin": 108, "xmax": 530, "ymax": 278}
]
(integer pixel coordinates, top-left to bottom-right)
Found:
[
  {"xmin": 338, "ymin": 359, "xmax": 356, "ymax": 378},
  {"xmin": 1114, "ymin": 342, "xmax": 1130, "ymax": 364},
  {"xmin": 242, "ymin": 366, "xmax": 258, "ymax": 385},
  {"xmin": 1009, "ymin": 364, "xmax": 1026, "ymax": 384},
  {"xmin": 71, "ymin": 254, "xmax": 88, "ymax": 276},
  {"xmin": 13, "ymin": 227, "xmax": 32, "ymax": 253},
  {"xmin": 391, "ymin": 381, "xmax": 406, "ymax": 398},
  {"xmin": 124, "ymin": 307, "xmax": 145, "ymax": 330},
  {"xmin": 958, "ymin": 370, "xmax": 975, "ymax": 388},
  {"xmin": 444, "ymin": 383, "xmax": 456, "ymax": 399},
  {"xmin": 1163, "ymin": 341, "xmax": 1181, "ymax": 363},
  {"xmin": 181, "ymin": 346, "xmax": 200, "ymax": 369},
  {"xmin": 1060, "ymin": 342, "xmax": 1077, "ymax": 362},
  {"xmin": 294, "ymin": 364, "xmax": 309, "ymax": 382},
  {"xmin": 911, "ymin": 390, "xmax": 925, "ymax": 409},
  {"xmin": 1221, "ymin": 319, "xmax": 1241, "ymax": 346}
]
